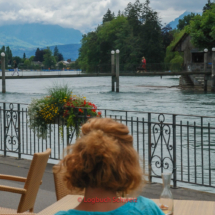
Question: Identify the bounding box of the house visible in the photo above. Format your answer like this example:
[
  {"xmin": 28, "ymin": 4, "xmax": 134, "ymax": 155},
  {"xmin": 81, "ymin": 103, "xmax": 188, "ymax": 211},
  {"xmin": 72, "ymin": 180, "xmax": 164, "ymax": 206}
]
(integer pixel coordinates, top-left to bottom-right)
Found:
[
  {"xmin": 172, "ymin": 33, "xmax": 212, "ymax": 72},
  {"xmin": 56, "ymin": 61, "xmax": 70, "ymax": 66},
  {"xmin": 31, "ymin": 61, "xmax": 44, "ymax": 66}
]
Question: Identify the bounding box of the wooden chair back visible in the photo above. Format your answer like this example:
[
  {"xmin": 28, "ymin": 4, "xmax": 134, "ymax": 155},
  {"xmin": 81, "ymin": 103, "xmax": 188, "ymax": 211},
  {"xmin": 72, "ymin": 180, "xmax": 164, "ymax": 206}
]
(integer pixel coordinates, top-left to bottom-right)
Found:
[
  {"xmin": 17, "ymin": 149, "xmax": 51, "ymax": 213},
  {"xmin": 53, "ymin": 165, "xmax": 84, "ymax": 201}
]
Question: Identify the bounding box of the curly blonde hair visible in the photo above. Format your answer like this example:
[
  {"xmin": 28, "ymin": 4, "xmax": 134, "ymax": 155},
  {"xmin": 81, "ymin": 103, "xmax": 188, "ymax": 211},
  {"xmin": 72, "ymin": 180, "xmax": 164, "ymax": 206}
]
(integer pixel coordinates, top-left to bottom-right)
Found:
[{"xmin": 61, "ymin": 118, "xmax": 143, "ymax": 193}]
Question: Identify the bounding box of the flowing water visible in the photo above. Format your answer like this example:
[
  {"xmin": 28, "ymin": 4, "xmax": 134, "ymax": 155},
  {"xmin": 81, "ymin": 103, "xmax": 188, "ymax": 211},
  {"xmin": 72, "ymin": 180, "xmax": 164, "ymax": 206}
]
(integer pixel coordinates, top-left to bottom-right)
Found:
[{"xmin": 1, "ymin": 73, "xmax": 215, "ymax": 193}]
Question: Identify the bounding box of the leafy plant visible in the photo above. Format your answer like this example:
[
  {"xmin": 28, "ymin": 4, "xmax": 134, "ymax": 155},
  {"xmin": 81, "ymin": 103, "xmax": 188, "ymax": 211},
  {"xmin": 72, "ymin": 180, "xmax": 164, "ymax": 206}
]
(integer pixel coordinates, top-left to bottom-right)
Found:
[{"xmin": 28, "ymin": 84, "xmax": 101, "ymax": 139}]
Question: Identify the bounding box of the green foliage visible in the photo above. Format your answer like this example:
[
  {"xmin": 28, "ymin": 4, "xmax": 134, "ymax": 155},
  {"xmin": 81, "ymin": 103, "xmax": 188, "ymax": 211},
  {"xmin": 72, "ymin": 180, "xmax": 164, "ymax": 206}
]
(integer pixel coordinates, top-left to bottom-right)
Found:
[
  {"xmin": 58, "ymin": 62, "xmax": 64, "ymax": 70},
  {"xmin": 203, "ymin": 0, "xmax": 215, "ymax": 13},
  {"xmin": 78, "ymin": 0, "xmax": 165, "ymax": 72},
  {"xmin": 170, "ymin": 52, "xmax": 184, "ymax": 71},
  {"xmin": 12, "ymin": 56, "xmax": 22, "ymax": 65},
  {"xmin": 29, "ymin": 56, "xmax": 35, "ymax": 62},
  {"xmin": 69, "ymin": 60, "xmax": 80, "ymax": 69},
  {"xmin": 186, "ymin": 5, "xmax": 215, "ymax": 50},
  {"xmin": 43, "ymin": 48, "xmax": 56, "ymax": 68},
  {"xmin": 24, "ymin": 59, "xmax": 31, "ymax": 67},
  {"xmin": 164, "ymin": 29, "xmax": 186, "ymax": 64},
  {"xmin": 103, "ymin": 9, "xmax": 115, "ymax": 23},
  {"xmin": 28, "ymin": 84, "xmax": 100, "ymax": 139},
  {"xmin": 0, "ymin": 46, "xmax": 13, "ymax": 68},
  {"xmin": 177, "ymin": 13, "xmax": 196, "ymax": 30},
  {"xmin": 47, "ymin": 84, "xmax": 71, "ymax": 105}
]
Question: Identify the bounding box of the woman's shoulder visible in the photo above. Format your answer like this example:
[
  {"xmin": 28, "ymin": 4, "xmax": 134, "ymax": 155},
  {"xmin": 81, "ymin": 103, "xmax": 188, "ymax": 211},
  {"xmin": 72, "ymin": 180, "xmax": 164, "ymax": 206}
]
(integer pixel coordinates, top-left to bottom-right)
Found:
[{"xmin": 130, "ymin": 196, "xmax": 164, "ymax": 215}]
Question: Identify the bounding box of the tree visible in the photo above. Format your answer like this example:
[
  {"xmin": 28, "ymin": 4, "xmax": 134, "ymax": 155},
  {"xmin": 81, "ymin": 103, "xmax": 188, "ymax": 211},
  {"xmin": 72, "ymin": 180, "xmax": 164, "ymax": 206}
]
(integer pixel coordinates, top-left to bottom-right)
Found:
[
  {"xmin": 24, "ymin": 59, "xmax": 31, "ymax": 67},
  {"xmin": 29, "ymin": 56, "xmax": 35, "ymax": 62},
  {"xmin": 58, "ymin": 53, "xmax": 64, "ymax": 61},
  {"xmin": 58, "ymin": 62, "xmax": 64, "ymax": 70},
  {"xmin": 43, "ymin": 48, "xmax": 56, "ymax": 68},
  {"xmin": 161, "ymin": 25, "xmax": 174, "ymax": 50},
  {"xmin": 54, "ymin": 46, "xmax": 59, "ymax": 57},
  {"xmin": 34, "ymin": 48, "xmax": 44, "ymax": 62},
  {"xmin": 12, "ymin": 56, "xmax": 22, "ymax": 65},
  {"xmin": 186, "ymin": 4, "xmax": 215, "ymax": 50},
  {"xmin": 78, "ymin": 0, "xmax": 165, "ymax": 72},
  {"xmin": 203, "ymin": 0, "xmax": 215, "ymax": 12},
  {"xmin": 177, "ymin": 13, "xmax": 196, "ymax": 30},
  {"xmin": 23, "ymin": 53, "xmax": 26, "ymax": 60},
  {"xmin": 103, "ymin": 9, "xmax": 115, "ymax": 23}
]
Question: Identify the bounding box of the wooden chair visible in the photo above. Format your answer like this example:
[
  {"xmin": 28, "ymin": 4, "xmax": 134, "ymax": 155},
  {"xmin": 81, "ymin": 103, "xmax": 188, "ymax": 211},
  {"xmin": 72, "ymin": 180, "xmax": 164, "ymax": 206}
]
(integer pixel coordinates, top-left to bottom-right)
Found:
[
  {"xmin": 0, "ymin": 149, "xmax": 51, "ymax": 213},
  {"xmin": 52, "ymin": 165, "xmax": 84, "ymax": 201}
]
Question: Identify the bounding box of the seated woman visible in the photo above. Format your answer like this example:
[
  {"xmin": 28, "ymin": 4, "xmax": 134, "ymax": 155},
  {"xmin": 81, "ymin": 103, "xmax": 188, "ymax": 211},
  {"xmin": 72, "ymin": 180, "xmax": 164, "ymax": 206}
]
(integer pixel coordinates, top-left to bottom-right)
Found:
[{"xmin": 55, "ymin": 118, "xmax": 164, "ymax": 215}]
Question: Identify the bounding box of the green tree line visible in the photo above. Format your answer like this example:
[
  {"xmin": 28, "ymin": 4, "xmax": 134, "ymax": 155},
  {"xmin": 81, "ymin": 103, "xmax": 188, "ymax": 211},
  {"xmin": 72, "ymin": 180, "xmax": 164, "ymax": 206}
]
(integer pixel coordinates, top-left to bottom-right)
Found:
[{"xmin": 78, "ymin": 0, "xmax": 171, "ymax": 72}]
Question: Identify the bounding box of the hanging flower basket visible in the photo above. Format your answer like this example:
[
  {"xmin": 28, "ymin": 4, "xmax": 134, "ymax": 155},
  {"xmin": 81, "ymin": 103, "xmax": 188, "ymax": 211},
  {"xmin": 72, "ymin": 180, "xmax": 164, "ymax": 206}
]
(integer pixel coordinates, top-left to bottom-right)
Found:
[{"xmin": 28, "ymin": 85, "xmax": 101, "ymax": 139}]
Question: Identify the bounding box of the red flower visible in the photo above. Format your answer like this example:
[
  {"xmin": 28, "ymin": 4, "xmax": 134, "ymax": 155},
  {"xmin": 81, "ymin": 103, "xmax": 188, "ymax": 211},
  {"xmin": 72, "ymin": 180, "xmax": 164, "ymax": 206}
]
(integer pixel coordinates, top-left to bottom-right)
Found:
[
  {"xmin": 79, "ymin": 108, "xmax": 84, "ymax": 113},
  {"xmin": 84, "ymin": 100, "xmax": 86, "ymax": 105},
  {"xmin": 98, "ymin": 111, "xmax": 101, "ymax": 115}
]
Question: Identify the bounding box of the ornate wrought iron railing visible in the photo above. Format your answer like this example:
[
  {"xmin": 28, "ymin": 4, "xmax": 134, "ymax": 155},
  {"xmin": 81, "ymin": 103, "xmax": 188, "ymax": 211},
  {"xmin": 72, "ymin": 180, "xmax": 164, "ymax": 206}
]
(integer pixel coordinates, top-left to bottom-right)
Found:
[{"xmin": 0, "ymin": 102, "xmax": 215, "ymax": 191}]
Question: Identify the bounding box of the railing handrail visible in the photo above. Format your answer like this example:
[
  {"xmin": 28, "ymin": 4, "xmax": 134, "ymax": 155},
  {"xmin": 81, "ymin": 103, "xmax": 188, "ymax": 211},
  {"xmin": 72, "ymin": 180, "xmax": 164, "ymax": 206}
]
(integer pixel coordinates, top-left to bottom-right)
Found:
[{"xmin": 1, "ymin": 102, "xmax": 215, "ymax": 119}]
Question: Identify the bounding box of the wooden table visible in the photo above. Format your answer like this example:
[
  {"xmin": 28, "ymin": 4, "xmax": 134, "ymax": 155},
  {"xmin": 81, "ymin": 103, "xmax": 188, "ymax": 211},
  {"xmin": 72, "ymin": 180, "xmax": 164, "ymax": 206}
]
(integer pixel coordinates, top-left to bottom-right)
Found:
[{"xmin": 38, "ymin": 195, "xmax": 215, "ymax": 215}]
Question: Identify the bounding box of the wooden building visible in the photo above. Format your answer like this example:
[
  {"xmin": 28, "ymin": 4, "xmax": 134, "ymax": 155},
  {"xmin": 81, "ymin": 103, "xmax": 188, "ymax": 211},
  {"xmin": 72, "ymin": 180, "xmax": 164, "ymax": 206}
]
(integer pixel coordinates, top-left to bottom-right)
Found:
[{"xmin": 172, "ymin": 33, "xmax": 212, "ymax": 72}]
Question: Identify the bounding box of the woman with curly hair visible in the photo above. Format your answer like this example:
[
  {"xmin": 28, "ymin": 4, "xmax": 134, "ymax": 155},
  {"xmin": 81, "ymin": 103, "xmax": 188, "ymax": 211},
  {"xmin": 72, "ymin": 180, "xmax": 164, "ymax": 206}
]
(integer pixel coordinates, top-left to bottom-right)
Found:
[{"xmin": 55, "ymin": 118, "xmax": 164, "ymax": 215}]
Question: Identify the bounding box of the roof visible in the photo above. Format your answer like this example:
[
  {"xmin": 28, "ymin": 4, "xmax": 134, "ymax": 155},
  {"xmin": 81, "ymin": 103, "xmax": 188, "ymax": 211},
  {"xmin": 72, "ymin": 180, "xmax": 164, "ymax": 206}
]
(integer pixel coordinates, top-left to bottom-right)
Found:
[{"xmin": 172, "ymin": 33, "xmax": 189, "ymax": 52}]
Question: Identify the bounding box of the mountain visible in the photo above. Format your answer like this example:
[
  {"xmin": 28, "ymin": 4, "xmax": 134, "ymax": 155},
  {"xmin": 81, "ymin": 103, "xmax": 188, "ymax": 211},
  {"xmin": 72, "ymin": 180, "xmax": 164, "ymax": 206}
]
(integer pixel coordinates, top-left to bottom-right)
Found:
[
  {"xmin": 167, "ymin": 11, "xmax": 202, "ymax": 29},
  {"xmin": 0, "ymin": 23, "xmax": 82, "ymax": 48},
  {"xmin": 0, "ymin": 23, "xmax": 83, "ymax": 60},
  {"xmin": 12, "ymin": 44, "xmax": 82, "ymax": 61}
]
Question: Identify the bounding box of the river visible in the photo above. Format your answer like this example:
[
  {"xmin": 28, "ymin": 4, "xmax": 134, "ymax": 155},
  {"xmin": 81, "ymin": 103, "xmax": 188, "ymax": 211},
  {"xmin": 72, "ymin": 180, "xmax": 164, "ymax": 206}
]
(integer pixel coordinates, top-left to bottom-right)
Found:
[
  {"xmin": 1, "ymin": 75, "xmax": 215, "ymax": 117},
  {"xmin": 0, "ymin": 74, "xmax": 215, "ymax": 193}
]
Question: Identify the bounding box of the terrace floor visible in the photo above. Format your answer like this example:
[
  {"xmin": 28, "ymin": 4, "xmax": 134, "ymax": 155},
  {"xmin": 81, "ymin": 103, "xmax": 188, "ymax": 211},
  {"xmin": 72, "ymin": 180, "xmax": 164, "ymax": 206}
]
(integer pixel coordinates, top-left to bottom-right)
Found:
[{"xmin": 0, "ymin": 155, "xmax": 215, "ymax": 213}]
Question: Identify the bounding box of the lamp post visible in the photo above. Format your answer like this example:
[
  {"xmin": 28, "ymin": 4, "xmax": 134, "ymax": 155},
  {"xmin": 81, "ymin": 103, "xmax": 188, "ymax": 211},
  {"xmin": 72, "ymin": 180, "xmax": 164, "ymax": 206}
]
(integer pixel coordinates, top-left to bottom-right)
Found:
[
  {"xmin": 116, "ymin": 49, "xmax": 120, "ymax": 92},
  {"xmin": 204, "ymin": 48, "xmax": 208, "ymax": 73},
  {"xmin": 1, "ymin": 52, "xmax": 5, "ymax": 93},
  {"xmin": 212, "ymin": 47, "xmax": 215, "ymax": 92},
  {"xmin": 204, "ymin": 49, "xmax": 208, "ymax": 92},
  {"xmin": 111, "ymin": 50, "xmax": 115, "ymax": 92}
]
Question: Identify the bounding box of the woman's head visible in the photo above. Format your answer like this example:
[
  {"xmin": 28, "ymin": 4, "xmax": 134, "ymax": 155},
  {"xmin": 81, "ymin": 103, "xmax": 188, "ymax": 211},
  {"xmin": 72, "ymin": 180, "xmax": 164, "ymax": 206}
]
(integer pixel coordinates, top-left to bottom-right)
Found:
[
  {"xmin": 62, "ymin": 118, "xmax": 143, "ymax": 194},
  {"xmin": 142, "ymin": 57, "xmax": 145, "ymax": 59}
]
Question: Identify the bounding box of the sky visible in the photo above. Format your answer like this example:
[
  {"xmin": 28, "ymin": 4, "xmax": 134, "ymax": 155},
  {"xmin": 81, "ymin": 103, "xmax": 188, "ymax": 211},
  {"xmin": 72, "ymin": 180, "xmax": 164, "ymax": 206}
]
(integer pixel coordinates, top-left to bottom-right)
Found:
[{"xmin": 0, "ymin": 0, "xmax": 209, "ymax": 33}]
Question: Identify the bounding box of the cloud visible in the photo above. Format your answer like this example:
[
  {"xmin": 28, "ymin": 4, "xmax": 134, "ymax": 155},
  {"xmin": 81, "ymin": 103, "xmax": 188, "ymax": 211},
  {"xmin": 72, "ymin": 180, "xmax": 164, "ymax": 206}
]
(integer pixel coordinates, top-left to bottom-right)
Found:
[{"xmin": 0, "ymin": 0, "xmax": 207, "ymax": 33}]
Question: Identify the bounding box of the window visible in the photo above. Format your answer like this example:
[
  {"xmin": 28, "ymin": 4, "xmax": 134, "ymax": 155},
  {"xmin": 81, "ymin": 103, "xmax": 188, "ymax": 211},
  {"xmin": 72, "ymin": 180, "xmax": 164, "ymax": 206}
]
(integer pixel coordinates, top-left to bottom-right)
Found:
[{"xmin": 192, "ymin": 53, "xmax": 204, "ymax": 63}]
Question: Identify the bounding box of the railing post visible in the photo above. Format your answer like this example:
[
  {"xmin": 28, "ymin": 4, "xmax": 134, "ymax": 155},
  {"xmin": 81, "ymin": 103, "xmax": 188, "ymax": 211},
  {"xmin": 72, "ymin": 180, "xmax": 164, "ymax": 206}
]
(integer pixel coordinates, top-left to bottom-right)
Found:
[
  {"xmin": 1, "ymin": 52, "xmax": 6, "ymax": 93},
  {"xmin": 148, "ymin": 113, "xmax": 152, "ymax": 182},
  {"xmin": 3, "ymin": 103, "xmax": 6, "ymax": 157},
  {"xmin": 66, "ymin": 126, "xmax": 70, "ymax": 146},
  {"xmin": 18, "ymin": 104, "xmax": 21, "ymax": 159},
  {"xmin": 172, "ymin": 114, "xmax": 177, "ymax": 188}
]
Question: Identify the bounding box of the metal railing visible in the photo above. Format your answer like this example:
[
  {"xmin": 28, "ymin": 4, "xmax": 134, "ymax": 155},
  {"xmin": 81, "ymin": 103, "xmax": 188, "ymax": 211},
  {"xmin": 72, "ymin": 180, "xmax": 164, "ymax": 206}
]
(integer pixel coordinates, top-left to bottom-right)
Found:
[{"xmin": 0, "ymin": 102, "xmax": 215, "ymax": 190}]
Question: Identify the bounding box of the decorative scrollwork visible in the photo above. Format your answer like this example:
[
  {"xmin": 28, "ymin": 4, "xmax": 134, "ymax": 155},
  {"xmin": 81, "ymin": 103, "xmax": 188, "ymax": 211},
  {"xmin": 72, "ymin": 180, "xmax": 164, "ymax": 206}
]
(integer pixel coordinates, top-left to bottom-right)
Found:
[
  {"xmin": 5, "ymin": 104, "xmax": 20, "ymax": 152},
  {"xmin": 150, "ymin": 114, "xmax": 174, "ymax": 176}
]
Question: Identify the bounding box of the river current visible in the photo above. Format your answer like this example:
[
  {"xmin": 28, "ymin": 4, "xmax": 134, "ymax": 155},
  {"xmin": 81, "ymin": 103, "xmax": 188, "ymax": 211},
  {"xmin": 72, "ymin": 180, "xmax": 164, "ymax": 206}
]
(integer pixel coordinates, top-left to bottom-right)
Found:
[
  {"xmin": 0, "ymin": 75, "xmax": 215, "ymax": 116},
  {"xmin": 1, "ymin": 74, "xmax": 215, "ymax": 193}
]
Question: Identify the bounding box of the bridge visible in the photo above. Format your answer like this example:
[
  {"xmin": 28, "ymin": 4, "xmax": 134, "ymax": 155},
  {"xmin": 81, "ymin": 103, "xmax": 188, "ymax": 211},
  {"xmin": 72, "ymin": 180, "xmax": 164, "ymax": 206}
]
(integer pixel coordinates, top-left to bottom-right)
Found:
[
  {"xmin": 0, "ymin": 70, "xmax": 211, "ymax": 79},
  {"xmin": 0, "ymin": 70, "xmax": 213, "ymax": 93}
]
